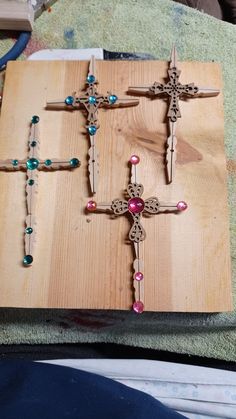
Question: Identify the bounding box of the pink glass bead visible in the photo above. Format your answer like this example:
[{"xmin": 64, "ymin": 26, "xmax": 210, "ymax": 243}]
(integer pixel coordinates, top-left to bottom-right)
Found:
[
  {"xmin": 129, "ymin": 155, "xmax": 140, "ymax": 165},
  {"xmin": 128, "ymin": 197, "xmax": 145, "ymax": 213},
  {"xmin": 133, "ymin": 301, "xmax": 144, "ymax": 313},
  {"xmin": 177, "ymin": 201, "xmax": 188, "ymax": 211},
  {"xmin": 134, "ymin": 272, "xmax": 144, "ymax": 281},
  {"xmin": 86, "ymin": 200, "xmax": 97, "ymax": 211}
]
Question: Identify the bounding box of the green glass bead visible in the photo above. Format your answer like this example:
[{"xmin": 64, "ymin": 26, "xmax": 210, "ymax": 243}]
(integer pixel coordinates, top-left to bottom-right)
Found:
[
  {"xmin": 31, "ymin": 115, "xmax": 40, "ymax": 124},
  {"xmin": 12, "ymin": 159, "xmax": 18, "ymax": 166},
  {"xmin": 70, "ymin": 158, "xmax": 80, "ymax": 167},
  {"xmin": 26, "ymin": 158, "xmax": 39, "ymax": 170},
  {"xmin": 28, "ymin": 179, "xmax": 34, "ymax": 186},
  {"xmin": 25, "ymin": 227, "xmax": 33, "ymax": 234},
  {"xmin": 31, "ymin": 140, "xmax": 37, "ymax": 147},
  {"xmin": 45, "ymin": 159, "xmax": 52, "ymax": 166},
  {"xmin": 23, "ymin": 255, "xmax": 33, "ymax": 265}
]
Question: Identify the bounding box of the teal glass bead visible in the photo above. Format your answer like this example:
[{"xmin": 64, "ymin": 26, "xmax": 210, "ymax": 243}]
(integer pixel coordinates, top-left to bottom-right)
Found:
[
  {"xmin": 45, "ymin": 159, "xmax": 52, "ymax": 166},
  {"xmin": 31, "ymin": 115, "xmax": 40, "ymax": 124},
  {"xmin": 87, "ymin": 74, "xmax": 95, "ymax": 84},
  {"xmin": 25, "ymin": 227, "xmax": 33, "ymax": 234},
  {"xmin": 88, "ymin": 125, "xmax": 97, "ymax": 135},
  {"xmin": 28, "ymin": 179, "xmax": 34, "ymax": 186},
  {"xmin": 23, "ymin": 255, "xmax": 33, "ymax": 265},
  {"xmin": 70, "ymin": 158, "xmax": 80, "ymax": 167},
  {"xmin": 109, "ymin": 94, "xmax": 118, "ymax": 104},
  {"xmin": 31, "ymin": 140, "xmax": 37, "ymax": 147},
  {"xmin": 88, "ymin": 96, "xmax": 97, "ymax": 105},
  {"xmin": 65, "ymin": 96, "xmax": 74, "ymax": 105},
  {"xmin": 27, "ymin": 158, "xmax": 39, "ymax": 170},
  {"xmin": 12, "ymin": 159, "xmax": 18, "ymax": 166}
]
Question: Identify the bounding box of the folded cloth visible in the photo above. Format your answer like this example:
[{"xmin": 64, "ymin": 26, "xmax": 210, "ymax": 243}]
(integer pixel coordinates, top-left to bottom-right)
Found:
[
  {"xmin": 44, "ymin": 359, "xmax": 236, "ymax": 418},
  {"xmin": 0, "ymin": 360, "xmax": 185, "ymax": 419}
]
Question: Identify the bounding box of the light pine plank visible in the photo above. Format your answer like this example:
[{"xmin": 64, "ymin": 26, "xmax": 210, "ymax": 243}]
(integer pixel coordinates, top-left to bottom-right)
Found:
[{"xmin": 0, "ymin": 59, "xmax": 232, "ymax": 311}]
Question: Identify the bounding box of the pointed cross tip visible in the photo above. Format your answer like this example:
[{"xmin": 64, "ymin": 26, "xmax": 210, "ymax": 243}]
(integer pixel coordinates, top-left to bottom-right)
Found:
[
  {"xmin": 90, "ymin": 55, "xmax": 95, "ymax": 64},
  {"xmin": 196, "ymin": 87, "xmax": 220, "ymax": 97},
  {"xmin": 170, "ymin": 45, "xmax": 178, "ymax": 68},
  {"xmin": 167, "ymin": 170, "xmax": 173, "ymax": 184},
  {"xmin": 89, "ymin": 55, "xmax": 96, "ymax": 78},
  {"xmin": 167, "ymin": 161, "xmax": 173, "ymax": 184}
]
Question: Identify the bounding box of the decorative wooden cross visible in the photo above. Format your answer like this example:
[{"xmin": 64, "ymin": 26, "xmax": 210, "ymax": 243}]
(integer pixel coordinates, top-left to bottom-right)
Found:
[
  {"xmin": 128, "ymin": 46, "xmax": 220, "ymax": 184},
  {"xmin": 0, "ymin": 115, "xmax": 80, "ymax": 266},
  {"xmin": 86, "ymin": 155, "xmax": 187, "ymax": 313},
  {"xmin": 46, "ymin": 56, "xmax": 139, "ymax": 195}
]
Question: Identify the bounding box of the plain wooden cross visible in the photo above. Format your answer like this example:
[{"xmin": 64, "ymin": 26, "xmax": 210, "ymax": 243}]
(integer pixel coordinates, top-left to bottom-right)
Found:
[
  {"xmin": 0, "ymin": 115, "xmax": 80, "ymax": 266},
  {"xmin": 86, "ymin": 154, "xmax": 187, "ymax": 313},
  {"xmin": 128, "ymin": 46, "xmax": 220, "ymax": 184},
  {"xmin": 47, "ymin": 56, "xmax": 139, "ymax": 195}
]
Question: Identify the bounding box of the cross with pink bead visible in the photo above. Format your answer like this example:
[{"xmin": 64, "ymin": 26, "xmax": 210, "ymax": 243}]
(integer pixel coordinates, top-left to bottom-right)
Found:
[{"xmin": 86, "ymin": 155, "xmax": 187, "ymax": 313}]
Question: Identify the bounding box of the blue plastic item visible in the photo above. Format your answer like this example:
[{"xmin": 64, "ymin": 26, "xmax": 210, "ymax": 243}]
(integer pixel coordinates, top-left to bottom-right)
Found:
[{"xmin": 0, "ymin": 31, "xmax": 31, "ymax": 70}]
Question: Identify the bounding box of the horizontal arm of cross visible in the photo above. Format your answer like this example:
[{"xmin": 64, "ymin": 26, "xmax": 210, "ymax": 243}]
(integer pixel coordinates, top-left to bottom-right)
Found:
[
  {"xmin": 0, "ymin": 159, "xmax": 28, "ymax": 170},
  {"xmin": 0, "ymin": 158, "xmax": 80, "ymax": 171},
  {"xmin": 95, "ymin": 202, "xmax": 113, "ymax": 211}
]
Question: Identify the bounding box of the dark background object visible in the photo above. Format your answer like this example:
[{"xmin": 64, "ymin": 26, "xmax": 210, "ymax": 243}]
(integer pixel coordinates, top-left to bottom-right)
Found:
[
  {"xmin": 0, "ymin": 343, "xmax": 236, "ymax": 371},
  {"xmin": 174, "ymin": 0, "xmax": 236, "ymax": 23},
  {"xmin": 0, "ymin": 360, "xmax": 185, "ymax": 419}
]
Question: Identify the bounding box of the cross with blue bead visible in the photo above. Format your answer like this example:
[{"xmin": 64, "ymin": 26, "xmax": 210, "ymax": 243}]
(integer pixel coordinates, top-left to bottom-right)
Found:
[
  {"xmin": 0, "ymin": 115, "xmax": 80, "ymax": 266},
  {"xmin": 46, "ymin": 56, "xmax": 139, "ymax": 195}
]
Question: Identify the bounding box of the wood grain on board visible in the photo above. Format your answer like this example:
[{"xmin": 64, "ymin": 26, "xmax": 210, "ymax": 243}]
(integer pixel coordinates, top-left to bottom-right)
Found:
[{"xmin": 0, "ymin": 59, "xmax": 232, "ymax": 311}]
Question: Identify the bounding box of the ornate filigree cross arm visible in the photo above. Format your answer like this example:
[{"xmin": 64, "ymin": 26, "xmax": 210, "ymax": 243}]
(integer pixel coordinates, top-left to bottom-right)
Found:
[
  {"xmin": 46, "ymin": 56, "xmax": 139, "ymax": 195},
  {"xmin": 128, "ymin": 45, "xmax": 220, "ymax": 184},
  {"xmin": 0, "ymin": 115, "xmax": 80, "ymax": 266},
  {"xmin": 86, "ymin": 155, "xmax": 187, "ymax": 313}
]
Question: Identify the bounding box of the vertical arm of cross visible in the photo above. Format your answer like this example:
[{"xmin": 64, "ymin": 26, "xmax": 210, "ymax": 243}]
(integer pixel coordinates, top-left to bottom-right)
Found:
[
  {"xmin": 128, "ymin": 155, "xmax": 145, "ymax": 313},
  {"xmin": 24, "ymin": 116, "xmax": 40, "ymax": 266}
]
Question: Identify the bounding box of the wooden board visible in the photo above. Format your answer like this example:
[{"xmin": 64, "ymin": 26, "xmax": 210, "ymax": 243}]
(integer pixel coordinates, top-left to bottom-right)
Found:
[{"xmin": 0, "ymin": 60, "xmax": 232, "ymax": 311}]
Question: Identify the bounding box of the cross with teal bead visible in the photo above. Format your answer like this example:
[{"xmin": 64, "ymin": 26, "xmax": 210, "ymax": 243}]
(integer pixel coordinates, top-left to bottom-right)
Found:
[
  {"xmin": 86, "ymin": 155, "xmax": 187, "ymax": 313},
  {"xmin": 46, "ymin": 55, "xmax": 139, "ymax": 195},
  {"xmin": 128, "ymin": 46, "xmax": 220, "ymax": 184},
  {"xmin": 0, "ymin": 115, "xmax": 80, "ymax": 266}
]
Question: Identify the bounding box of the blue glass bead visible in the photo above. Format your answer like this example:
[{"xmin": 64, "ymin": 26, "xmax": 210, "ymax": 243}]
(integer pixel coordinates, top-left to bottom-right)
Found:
[
  {"xmin": 88, "ymin": 125, "xmax": 97, "ymax": 136},
  {"xmin": 45, "ymin": 159, "xmax": 52, "ymax": 166},
  {"xmin": 23, "ymin": 255, "xmax": 33, "ymax": 265},
  {"xmin": 31, "ymin": 140, "xmax": 37, "ymax": 147},
  {"xmin": 70, "ymin": 158, "xmax": 80, "ymax": 167},
  {"xmin": 28, "ymin": 179, "xmax": 34, "ymax": 186},
  {"xmin": 31, "ymin": 115, "xmax": 39, "ymax": 124},
  {"xmin": 65, "ymin": 96, "xmax": 74, "ymax": 105},
  {"xmin": 25, "ymin": 227, "xmax": 33, "ymax": 234},
  {"xmin": 109, "ymin": 94, "xmax": 118, "ymax": 104},
  {"xmin": 12, "ymin": 159, "xmax": 18, "ymax": 166},
  {"xmin": 87, "ymin": 74, "xmax": 95, "ymax": 84},
  {"xmin": 27, "ymin": 158, "xmax": 39, "ymax": 170},
  {"xmin": 88, "ymin": 96, "xmax": 97, "ymax": 105}
]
